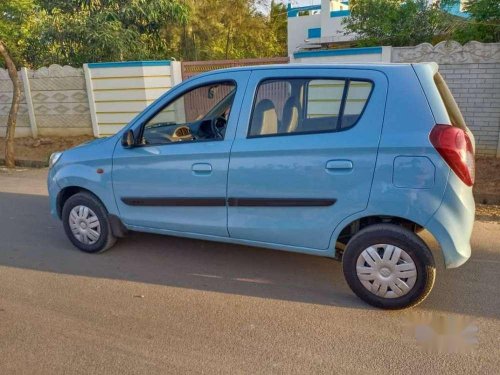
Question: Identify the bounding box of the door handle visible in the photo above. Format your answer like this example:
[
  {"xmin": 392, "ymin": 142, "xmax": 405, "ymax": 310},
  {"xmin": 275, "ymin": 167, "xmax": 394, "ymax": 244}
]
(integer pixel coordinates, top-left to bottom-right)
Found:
[
  {"xmin": 192, "ymin": 163, "xmax": 212, "ymax": 175},
  {"xmin": 326, "ymin": 160, "xmax": 353, "ymax": 171}
]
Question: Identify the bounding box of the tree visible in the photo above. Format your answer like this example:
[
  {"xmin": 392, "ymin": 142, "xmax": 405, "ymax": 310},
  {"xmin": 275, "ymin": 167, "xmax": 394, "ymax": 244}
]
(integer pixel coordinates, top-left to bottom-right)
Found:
[
  {"xmin": 451, "ymin": 0, "xmax": 500, "ymax": 43},
  {"xmin": 342, "ymin": 0, "xmax": 454, "ymax": 46},
  {"xmin": 163, "ymin": 0, "xmax": 287, "ymax": 61},
  {"xmin": 269, "ymin": 0, "xmax": 288, "ymax": 57},
  {"xmin": 26, "ymin": 0, "xmax": 189, "ymax": 67},
  {"xmin": 0, "ymin": 0, "xmax": 33, "ymax": 168}
]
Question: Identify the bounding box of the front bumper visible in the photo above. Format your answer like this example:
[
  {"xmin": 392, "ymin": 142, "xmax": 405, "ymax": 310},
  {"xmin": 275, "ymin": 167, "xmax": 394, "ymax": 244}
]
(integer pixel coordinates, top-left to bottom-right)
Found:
[
  {"xmin": 47, "ymin": 167, "xmax": 62, "ymax": 219},
  {"xmin": 426, "ymin": 173, "xmax": 475, "ymax": 269}
]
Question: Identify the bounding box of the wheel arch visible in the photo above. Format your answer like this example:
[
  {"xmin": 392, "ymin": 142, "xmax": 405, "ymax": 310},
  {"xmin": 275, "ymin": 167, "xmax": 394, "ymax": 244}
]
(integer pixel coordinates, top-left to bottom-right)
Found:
[
  {"xmin": 331, "ymin": 213, "xmax": 441, "ymax": 260},
  {"xmin": 57, "ymin": 185, "xmax": 127, "ymax": 238},
  {"xmin": 56, "ymin": 186, "xmax": 103, "ymax": 219}
]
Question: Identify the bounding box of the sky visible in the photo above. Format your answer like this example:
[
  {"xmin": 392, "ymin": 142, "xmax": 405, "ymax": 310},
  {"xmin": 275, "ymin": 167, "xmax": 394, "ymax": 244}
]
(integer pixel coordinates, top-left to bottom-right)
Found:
[{"xmin": 277, "ymin": 0, "xmax": 322, "ymax": 6}]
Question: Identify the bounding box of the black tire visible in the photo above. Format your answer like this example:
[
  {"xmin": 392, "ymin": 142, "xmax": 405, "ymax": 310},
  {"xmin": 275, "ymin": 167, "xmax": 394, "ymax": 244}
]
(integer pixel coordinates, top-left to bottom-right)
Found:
[
  {"xmin": 342, "ymin": 224, "xmax": 435, "ymax": 309},
  {"xmin": 62, "ymin": 192, "xmax": 117, "ymax": 253}
]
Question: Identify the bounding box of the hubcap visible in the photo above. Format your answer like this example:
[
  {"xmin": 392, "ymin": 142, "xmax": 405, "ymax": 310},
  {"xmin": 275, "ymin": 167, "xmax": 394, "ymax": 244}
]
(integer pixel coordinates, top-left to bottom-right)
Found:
[
  {"xmin": 69, "ymin": 205, "xmax": 101, "ymax": 245},
  {"xmin": 356, "ymin": 244, "xmax": 417, "ymax": 299}
]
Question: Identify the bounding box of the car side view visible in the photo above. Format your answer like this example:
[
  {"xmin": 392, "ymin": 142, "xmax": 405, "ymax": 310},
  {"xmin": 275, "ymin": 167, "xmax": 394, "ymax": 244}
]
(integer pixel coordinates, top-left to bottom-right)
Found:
[{"xmin": 48, "ymin": 63, "xmax": 476, "ymax": 309}]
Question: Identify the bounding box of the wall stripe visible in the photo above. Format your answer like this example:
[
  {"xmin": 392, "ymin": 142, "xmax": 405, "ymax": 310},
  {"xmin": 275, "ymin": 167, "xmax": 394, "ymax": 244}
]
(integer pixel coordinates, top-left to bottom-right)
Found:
[
  {"xmin": 294, "ymin": 47, "xmax": 383, "ymax": 59},
  {"xmin": 330, "ymin": 10, "xmax": 350, "ymax": 17},
  {"xmin": 91, "ymin": 75, "xmax": 171, "ymax": 81},
  {"xmin": 287, "ymin": 4, "xmax": 321, "ymax": 17},
  {"xmin": 92, "ymin": 87, "xmax": 171, "ymax": 92},
  {"xmin": 88, "ymin": 61, "xmax": 172, "ymax": 68}
]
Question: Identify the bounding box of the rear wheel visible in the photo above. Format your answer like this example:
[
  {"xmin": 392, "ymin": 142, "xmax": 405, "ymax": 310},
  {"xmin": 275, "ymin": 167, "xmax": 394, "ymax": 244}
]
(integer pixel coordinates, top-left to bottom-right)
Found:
[
  {"xmin": 62, "ymin": 192, "xmax": 116, "ymax": 253},
  {"xmin": 342, "ymin": 224, "xmax": 435, "ymax": 309}
]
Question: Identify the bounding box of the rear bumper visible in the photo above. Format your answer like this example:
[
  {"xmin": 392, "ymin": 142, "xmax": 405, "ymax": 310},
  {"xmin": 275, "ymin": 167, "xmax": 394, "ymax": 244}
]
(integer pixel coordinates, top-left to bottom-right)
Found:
[{"xmin": 426, "ymin": 173, "xmax": 475, "ymax": 268}]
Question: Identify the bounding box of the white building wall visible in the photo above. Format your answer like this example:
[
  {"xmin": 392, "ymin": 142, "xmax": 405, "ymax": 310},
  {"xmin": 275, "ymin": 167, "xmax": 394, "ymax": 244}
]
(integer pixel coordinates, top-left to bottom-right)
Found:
[
  {"xmin": 287, "ymin": 14, "xmax": 322, "ymax": 56},
  {"xmin": 320, "ymin": 15, "xmax": 351, "ymax": 44}
]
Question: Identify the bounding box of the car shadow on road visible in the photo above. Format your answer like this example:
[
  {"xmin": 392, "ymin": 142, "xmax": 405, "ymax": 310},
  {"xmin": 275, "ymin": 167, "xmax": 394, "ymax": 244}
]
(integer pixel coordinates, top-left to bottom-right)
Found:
[{"xmin": 1, "ymin": 192, "xmax": 499, "ymax": 318}]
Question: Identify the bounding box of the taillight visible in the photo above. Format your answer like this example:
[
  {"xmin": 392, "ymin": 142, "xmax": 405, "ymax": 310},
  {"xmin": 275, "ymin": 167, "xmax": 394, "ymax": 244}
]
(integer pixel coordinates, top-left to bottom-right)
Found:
[{"xmin": 429, "ymin": 124, "xmax": 475, "ymax": 186}]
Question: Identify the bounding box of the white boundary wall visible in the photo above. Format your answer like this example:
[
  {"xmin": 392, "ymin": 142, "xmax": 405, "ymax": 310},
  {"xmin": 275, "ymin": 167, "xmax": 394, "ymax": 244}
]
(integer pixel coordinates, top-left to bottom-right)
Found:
[
  {"xmin": 393, "ymin": 41, "xmax": 500, "ymax": 157},
  {"xmin": 0, "ymin": 43, "xmax": 498, "ymax": 157},
  {"xmin": 0, "ymin": 60, "xmax": 182, "ymax": 138},
  {"xmin": 84, "ymin": 61, "xmax": 182, "ymax": 137}
]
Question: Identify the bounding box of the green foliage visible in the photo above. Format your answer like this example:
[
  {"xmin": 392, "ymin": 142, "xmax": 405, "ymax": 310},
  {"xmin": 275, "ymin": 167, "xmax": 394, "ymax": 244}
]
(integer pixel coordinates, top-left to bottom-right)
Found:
[
  {"xmin": 343, "ymin": 0, "xmax": 454, "ymax": 46},
  {"xmin": 25, "ymin": 0, "xmax": 189, "ymax": 67},
  {"xmin": 0, "ymin": 0, "xmax": 34, "ymax": 64},
  {"xmin": 452, "ymin": 0, "xmax": 500, "ymax": 43},
  {"xmin": 344, "ymin": 0, "xmax": 499, "ymax": 46},
  {"xmin": 164, "ymin": 0, "xmax": 288, "ymax": 61},
  {"xmin": 269, "ymin": 0, "xmax": 288, "ymax": 57},
  {"xmin": 2, "ymin": 0, "xmax": 287, "ymax": 67}
]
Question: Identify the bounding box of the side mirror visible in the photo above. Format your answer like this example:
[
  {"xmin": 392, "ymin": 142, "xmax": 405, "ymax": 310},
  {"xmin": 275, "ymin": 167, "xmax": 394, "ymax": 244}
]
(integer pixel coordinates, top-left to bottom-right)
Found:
[{"xmin": 122, "ymin": 130, "xmax": 136, "ymax": 148}]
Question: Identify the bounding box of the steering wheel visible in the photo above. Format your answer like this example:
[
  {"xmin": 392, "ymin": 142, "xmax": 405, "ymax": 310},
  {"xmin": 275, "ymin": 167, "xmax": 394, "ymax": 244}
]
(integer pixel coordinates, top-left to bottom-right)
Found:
[{"xmin": 211, "ymin": 116, "xmax": 227, "ymax": 139}]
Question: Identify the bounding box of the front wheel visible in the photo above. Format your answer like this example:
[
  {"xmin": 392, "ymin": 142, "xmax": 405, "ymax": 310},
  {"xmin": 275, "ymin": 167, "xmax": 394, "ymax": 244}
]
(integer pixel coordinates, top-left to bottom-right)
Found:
[
  {"xmin": 62, "ymin": 192, "xmax": 117, "ymax": 253},
  {"xmin": 342, "ymin": 224, "xmax": 436, "ymax": 309}
]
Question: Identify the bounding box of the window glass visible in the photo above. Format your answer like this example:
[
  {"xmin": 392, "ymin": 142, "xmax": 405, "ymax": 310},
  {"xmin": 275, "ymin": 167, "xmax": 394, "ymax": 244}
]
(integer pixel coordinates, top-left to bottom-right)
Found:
[
  {"xmin": 433, "ymin": 72, "xmax": 466, "ymax": 130},
  {"xmin": 142, "ymin": 82, "xmax": 236, "ymax": 145},
  {"xmin": 306, "ymin": 79, "xmax": 345, "ymax": 119},
  {"xmin": 248, "ymin": 78, "xmax": 372, "ymax": 137},
  {"xmin": 249, "ymin": 80, "xmax": 294, "ymax": 136},
  {"xmin": 255, "ymin": 80, "xmax": 292, "ymax": 123},
  {"xmin": 341, "ymin": 81, "xmax": 373, "ymax": 129}
]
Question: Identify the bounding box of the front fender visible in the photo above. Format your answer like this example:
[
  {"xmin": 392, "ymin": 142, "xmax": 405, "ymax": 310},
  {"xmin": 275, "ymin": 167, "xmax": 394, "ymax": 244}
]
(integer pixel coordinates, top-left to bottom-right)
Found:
[
  {"xmin": 50, "ymin": 136, "xmax": 120, "ymax": 218},
  {"xmin": 54, "ymin": 162, "xmax": 119, "ymax": 216}
]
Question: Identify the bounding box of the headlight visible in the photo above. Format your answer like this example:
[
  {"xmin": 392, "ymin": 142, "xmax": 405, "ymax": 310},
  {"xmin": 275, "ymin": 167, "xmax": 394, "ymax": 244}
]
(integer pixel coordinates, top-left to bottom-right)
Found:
[{"xmin": 49, "ymin": 152, "xmax": 62, "ymax": 169}]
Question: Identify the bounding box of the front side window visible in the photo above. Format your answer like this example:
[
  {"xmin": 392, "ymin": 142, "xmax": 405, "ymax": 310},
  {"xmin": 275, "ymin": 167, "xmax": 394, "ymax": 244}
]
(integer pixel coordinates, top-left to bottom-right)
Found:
[
  {"xmin": 248, "ymin": 78, "xmax": 372, "ymax": 137},
  {"xmin": 142, "ymin": 81, "xmax": 236, "ymax": 145}
]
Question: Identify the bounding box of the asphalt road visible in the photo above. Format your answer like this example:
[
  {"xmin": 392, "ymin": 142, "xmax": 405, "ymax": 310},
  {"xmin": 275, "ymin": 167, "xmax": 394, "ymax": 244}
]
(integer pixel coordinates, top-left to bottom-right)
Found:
[{"xmin": 0, "ymin": 168, "xmax": 499, "ymax": 374}]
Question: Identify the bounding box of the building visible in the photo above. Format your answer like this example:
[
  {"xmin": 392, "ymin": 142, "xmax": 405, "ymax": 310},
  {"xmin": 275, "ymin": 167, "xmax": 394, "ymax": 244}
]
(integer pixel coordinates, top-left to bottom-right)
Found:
[
  {"xmin": 287, "ymin": 0, "xmax": 353, "ymax": 56},
  {"xmin": 287, "ymin": 0, "xmax": 469, "ymax": 58}
]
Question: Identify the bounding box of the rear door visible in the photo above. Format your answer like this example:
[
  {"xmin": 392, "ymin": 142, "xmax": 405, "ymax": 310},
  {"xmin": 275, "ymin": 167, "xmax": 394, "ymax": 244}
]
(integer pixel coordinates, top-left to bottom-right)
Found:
[{"xmin": 227, "ymin": 67, "xmax": 388, "ymax": 250}]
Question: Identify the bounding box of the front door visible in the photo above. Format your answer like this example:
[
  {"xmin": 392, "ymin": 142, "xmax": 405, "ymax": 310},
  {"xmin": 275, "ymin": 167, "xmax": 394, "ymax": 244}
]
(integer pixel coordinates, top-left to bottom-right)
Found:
[
  {"xmin": 112, "ymin": 71, "xmax": 250, "ymax": 236},
  {"xmin": 227, "ymin": 68, "xmax": 387, "ymax": 250}
]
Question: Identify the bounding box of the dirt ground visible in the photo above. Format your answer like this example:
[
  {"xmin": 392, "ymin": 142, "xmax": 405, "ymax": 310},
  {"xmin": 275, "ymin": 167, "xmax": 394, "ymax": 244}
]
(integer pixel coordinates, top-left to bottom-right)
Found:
[
  {"xmin": 474, "ymin": 156, "xmax": 500, "ymax": 204},
  {"xmin": 0, "ymin": 136, "xmax": 499, "ymax": 204},
  {"xmin": 476, "ymin": 204, "xmax": 500, "ymax": 222},
  {"xmin": 0, "ymin": 136, "xmax": 93, "ymax": 163}
]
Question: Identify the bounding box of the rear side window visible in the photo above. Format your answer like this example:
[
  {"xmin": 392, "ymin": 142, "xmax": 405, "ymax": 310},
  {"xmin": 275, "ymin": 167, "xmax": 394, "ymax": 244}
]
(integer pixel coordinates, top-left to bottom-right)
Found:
[
  {"xmin": 434, "ymin": 73, "xmax": 466, "ymax": 130},
  {"xmin": 248, "ymin": 78, "xmax": 373, "ymax": 137}
]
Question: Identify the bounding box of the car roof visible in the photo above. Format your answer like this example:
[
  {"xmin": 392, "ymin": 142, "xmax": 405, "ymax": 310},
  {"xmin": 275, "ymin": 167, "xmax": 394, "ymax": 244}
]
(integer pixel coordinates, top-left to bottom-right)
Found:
[{"xmin": 190, "ymin": 62, "xmax": 437, "ymax": 80}]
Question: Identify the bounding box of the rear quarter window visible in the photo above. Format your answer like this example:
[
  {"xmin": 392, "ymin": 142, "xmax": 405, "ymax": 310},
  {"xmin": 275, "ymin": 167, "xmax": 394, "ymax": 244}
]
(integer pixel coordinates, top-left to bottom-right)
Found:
[{"xmin": 434, "ymin": 72, "xmax": 467, "ymax": 130}]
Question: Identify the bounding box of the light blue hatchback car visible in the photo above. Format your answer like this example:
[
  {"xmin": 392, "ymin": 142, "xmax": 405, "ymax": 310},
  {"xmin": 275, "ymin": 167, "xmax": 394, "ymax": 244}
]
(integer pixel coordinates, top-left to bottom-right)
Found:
[{"xmin": 48, "ymin": 63, "xmax": 476, "ymax": 309}]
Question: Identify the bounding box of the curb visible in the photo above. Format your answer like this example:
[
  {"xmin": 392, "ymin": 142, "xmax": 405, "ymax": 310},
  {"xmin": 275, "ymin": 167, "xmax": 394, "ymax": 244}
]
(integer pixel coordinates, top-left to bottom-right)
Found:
[{"xmin": 0, "ymin": 158, "xmax": 48, "ymax": 168}]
